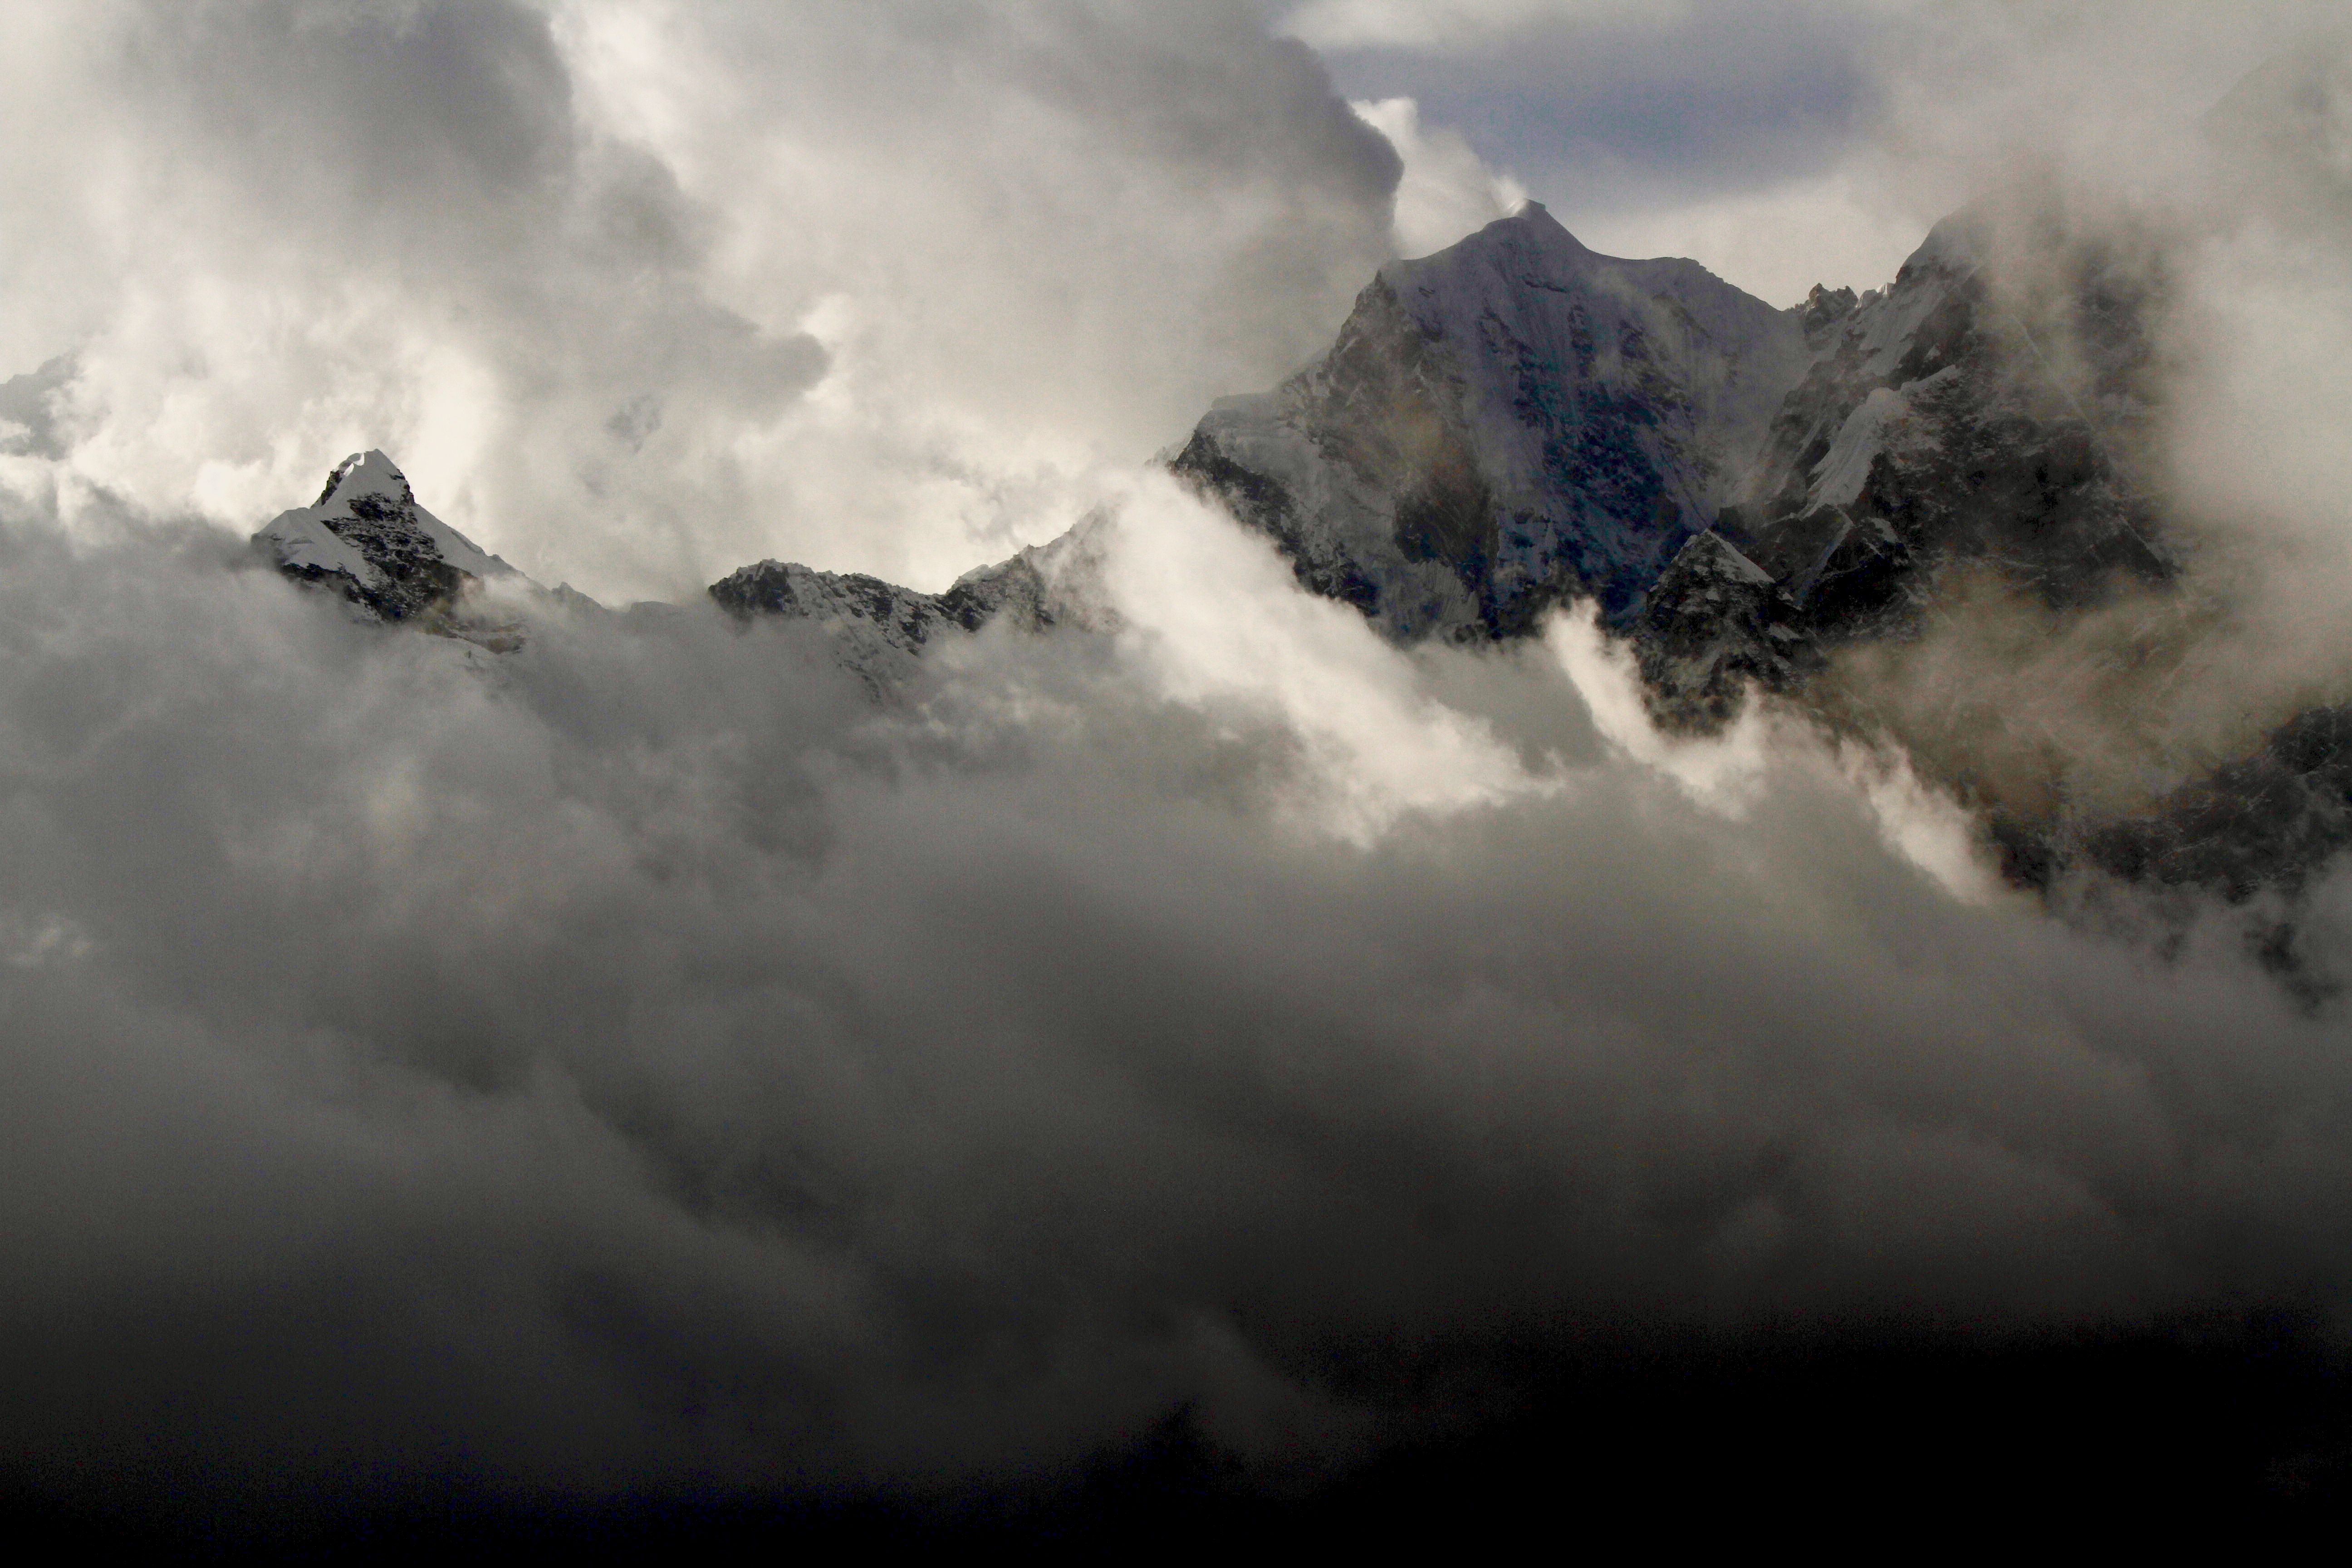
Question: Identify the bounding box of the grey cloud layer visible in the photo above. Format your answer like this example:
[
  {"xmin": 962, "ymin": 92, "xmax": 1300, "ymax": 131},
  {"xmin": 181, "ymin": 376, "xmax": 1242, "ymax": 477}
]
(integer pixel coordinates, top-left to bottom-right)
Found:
[
  {"xmin": 1297, "ymin": 0, "xmax": 1887, "ymax": 207},
  {"xmin": 6, "ymin": 493, "xmax": 2352, "ymax": 1514}
]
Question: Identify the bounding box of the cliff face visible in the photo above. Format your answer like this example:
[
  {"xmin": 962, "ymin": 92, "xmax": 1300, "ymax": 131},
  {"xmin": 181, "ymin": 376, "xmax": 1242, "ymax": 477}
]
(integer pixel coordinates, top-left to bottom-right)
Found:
[
  {"xmin": 1730, "ymin": 203, "xmax": 2171, "ymax": 637},
  {"xmin": 1626, "ymin": 198, "xmax": 2180, "ymax": 745}
]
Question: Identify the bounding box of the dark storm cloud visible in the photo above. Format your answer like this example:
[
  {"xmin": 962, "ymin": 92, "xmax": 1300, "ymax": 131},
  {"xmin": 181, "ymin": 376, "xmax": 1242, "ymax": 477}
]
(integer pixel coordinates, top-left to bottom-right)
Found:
[{"xmin": 1301, "ymin": 0, "xmax": 1884, "ymax": 208}]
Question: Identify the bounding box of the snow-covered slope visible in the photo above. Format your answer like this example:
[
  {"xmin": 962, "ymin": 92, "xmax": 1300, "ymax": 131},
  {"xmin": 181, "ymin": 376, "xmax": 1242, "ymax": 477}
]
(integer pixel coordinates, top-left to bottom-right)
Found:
[
  {"xmin": 1172, "ymin": 202, "xmax": 1813, "ymax": 641},
  {"xmin": 254, "ymin": 450, "xmax": 524, "ymax": 646}
]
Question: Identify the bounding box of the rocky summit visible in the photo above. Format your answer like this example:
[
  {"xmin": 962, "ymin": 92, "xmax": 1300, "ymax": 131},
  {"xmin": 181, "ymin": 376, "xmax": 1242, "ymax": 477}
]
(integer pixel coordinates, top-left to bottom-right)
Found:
[
  {"xmin": 253, "ymin": 450, "xmax": 524, "ymax": 649},
  {"xmin": 1637, "ymin": 216, "xmax": 2168, "ymax": 725},
  {"xmin": 1171, "ymin": 201, "xmax": 1810, "ymax": 641},
  {"xmin": 1163, "ymin": 192, "xmax": 2178, "ymax": 741}
]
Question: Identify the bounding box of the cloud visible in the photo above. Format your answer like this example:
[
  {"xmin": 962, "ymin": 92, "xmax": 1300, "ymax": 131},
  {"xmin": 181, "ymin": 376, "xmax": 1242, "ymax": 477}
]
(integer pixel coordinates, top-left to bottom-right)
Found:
[
  {"xmin": 1283, "ymin": 0, "xmax": 1707, "ymax": 54},
  {"xmin": 1563, "ymin": 163, "xmax": 1922, "ymax": 305},
  {"xmin": 0, "ymin": 0, "xmax": 1399, "ymax": 602},
  {"xmin": 1349, "ymin": 97, "xmax": 1529, "ymax": 259},
  {"xmin": 0, "ymin": 356, "xmax": 75, "ymax": 461},
  {"xmin": 6, "ymin": 466, "xmax": 2352, "ymax": 1527},
  {"xmin": 1286, "ymin": 1, "xmax": 1903, "ymax": 268},
  {"xmin": 1291, "ymin": 2, "xmax": 2352, "ymax": 302}
]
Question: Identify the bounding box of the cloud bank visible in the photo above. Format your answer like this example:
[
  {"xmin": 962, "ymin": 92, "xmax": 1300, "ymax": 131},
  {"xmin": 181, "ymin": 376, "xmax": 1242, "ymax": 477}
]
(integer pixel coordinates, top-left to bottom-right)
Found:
[{"xmin": 8, "ymin": 469, "xmax": 2352, "ymax": 1528}]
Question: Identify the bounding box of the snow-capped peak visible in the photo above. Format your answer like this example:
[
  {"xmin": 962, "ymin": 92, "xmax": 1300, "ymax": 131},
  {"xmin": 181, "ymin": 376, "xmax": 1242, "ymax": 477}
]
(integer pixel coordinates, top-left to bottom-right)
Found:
[
  {"xmin": 314, "ymin": 447, "xmax": 411, "ymax": 507},
  {"xmin": 296, "ymin": 449, "xmax": 512, "ymax": 582},
  {"xmin": 253, "ymin": 450, "xmax": 525, "ymax": 638},
  {"xmin": 1172, "ymin": 193, "xmax": 1811, "ymax": 638}
]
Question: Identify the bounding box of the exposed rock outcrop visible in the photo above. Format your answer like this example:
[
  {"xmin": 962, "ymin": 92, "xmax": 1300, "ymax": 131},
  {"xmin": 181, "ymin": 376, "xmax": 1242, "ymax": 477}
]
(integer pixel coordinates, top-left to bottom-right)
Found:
[{"xmin": 1632, "ymin": 530, "xmax": 1803, "ymax": 732}]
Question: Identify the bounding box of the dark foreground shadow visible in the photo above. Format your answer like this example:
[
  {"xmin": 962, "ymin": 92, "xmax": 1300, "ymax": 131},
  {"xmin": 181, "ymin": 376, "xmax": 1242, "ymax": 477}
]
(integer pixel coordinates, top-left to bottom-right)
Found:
[{"xmin": 11, "ymin": 1310, "xmax": 2352, "ymax": 1558}]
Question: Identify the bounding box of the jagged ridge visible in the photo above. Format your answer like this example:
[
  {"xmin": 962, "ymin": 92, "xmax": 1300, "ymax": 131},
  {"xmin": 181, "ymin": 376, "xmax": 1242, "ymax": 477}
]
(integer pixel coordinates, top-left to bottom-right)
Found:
[{"xmin": 706, "ymin": 521, "xmax": 1109, "ymax": 689}]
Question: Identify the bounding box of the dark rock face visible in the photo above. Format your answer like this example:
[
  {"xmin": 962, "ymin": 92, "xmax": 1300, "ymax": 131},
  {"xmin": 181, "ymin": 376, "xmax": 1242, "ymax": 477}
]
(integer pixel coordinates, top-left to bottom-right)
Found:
[
  {"xmin": 709, "ymin": 561, "xmax": 958, "ymax": 653},
  {"xmin": 1632, "ymin": 530, "xmax": 1804, "ymax": 732},
  {"xmin": 2058, "ymin": 706, "xmax": 2352, "ymax": 902},
  {"xmin": 1740, "ymin": 204, "xmax": 2171, "ymax": 622},
  {"xmin": 1627, "ymin": 199, "xmax": 2180, "ymax": 734},
  {"xmin": 309, "ymin": 492, "xmax": 473, "ymax": 623},
  {"xmin": 1955, "ymin": 700, "xmax": 2352, "ymax": 995},
  {"xmin": 1171, "ymin": 202, "xmax": 1811, "ymax": 643},
  {"xmin": 1796, "ymin": 284, "xmax": 1858, "ymax": 343}
]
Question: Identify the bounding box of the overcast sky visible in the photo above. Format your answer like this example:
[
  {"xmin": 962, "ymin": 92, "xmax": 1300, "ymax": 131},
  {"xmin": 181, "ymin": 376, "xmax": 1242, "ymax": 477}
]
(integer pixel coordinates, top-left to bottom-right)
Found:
[
  {"xmin": 5, "ymin": 0, "xmax": 2352, "ymax": 1540},
  {"xmin": 1285, "ymin": 0, "xmax": 2352, "ymax": 299}
]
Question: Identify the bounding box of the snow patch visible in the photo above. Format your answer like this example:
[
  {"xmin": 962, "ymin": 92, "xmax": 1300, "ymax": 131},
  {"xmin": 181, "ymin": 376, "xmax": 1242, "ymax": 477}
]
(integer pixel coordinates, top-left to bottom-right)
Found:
[{"xmin": 1810, "ymin": 386, "xmax": 1911, "ymax": 507}]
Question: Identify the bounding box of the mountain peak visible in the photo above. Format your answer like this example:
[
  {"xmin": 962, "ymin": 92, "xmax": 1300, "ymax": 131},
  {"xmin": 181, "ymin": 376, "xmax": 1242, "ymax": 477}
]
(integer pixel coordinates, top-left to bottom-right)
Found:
[
  {"xmin": 1176, "ymin": 180, "xmax": 1810, "ymax": 636},
  {"xmin": 1453, "ymin": 196, "xmax": 1591, "ymax": 260},
  {"xmin": 257, "ymin": 450, "xmax": 519, "ymax": 637},
  {"xmin": 317, "ymin": 448, "xmax": 412, "ymax": 510}
]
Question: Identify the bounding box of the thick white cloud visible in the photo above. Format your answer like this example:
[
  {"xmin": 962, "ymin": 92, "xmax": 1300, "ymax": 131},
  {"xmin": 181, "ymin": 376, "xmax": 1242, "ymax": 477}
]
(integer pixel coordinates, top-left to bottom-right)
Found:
[
  {"xmin": 0, "ymin": 0, "xmax": 1399, "ymax": 603},
  {"xmin": 1350, "ymin": 97, "xmax": 1529, "ymax": 259}
]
